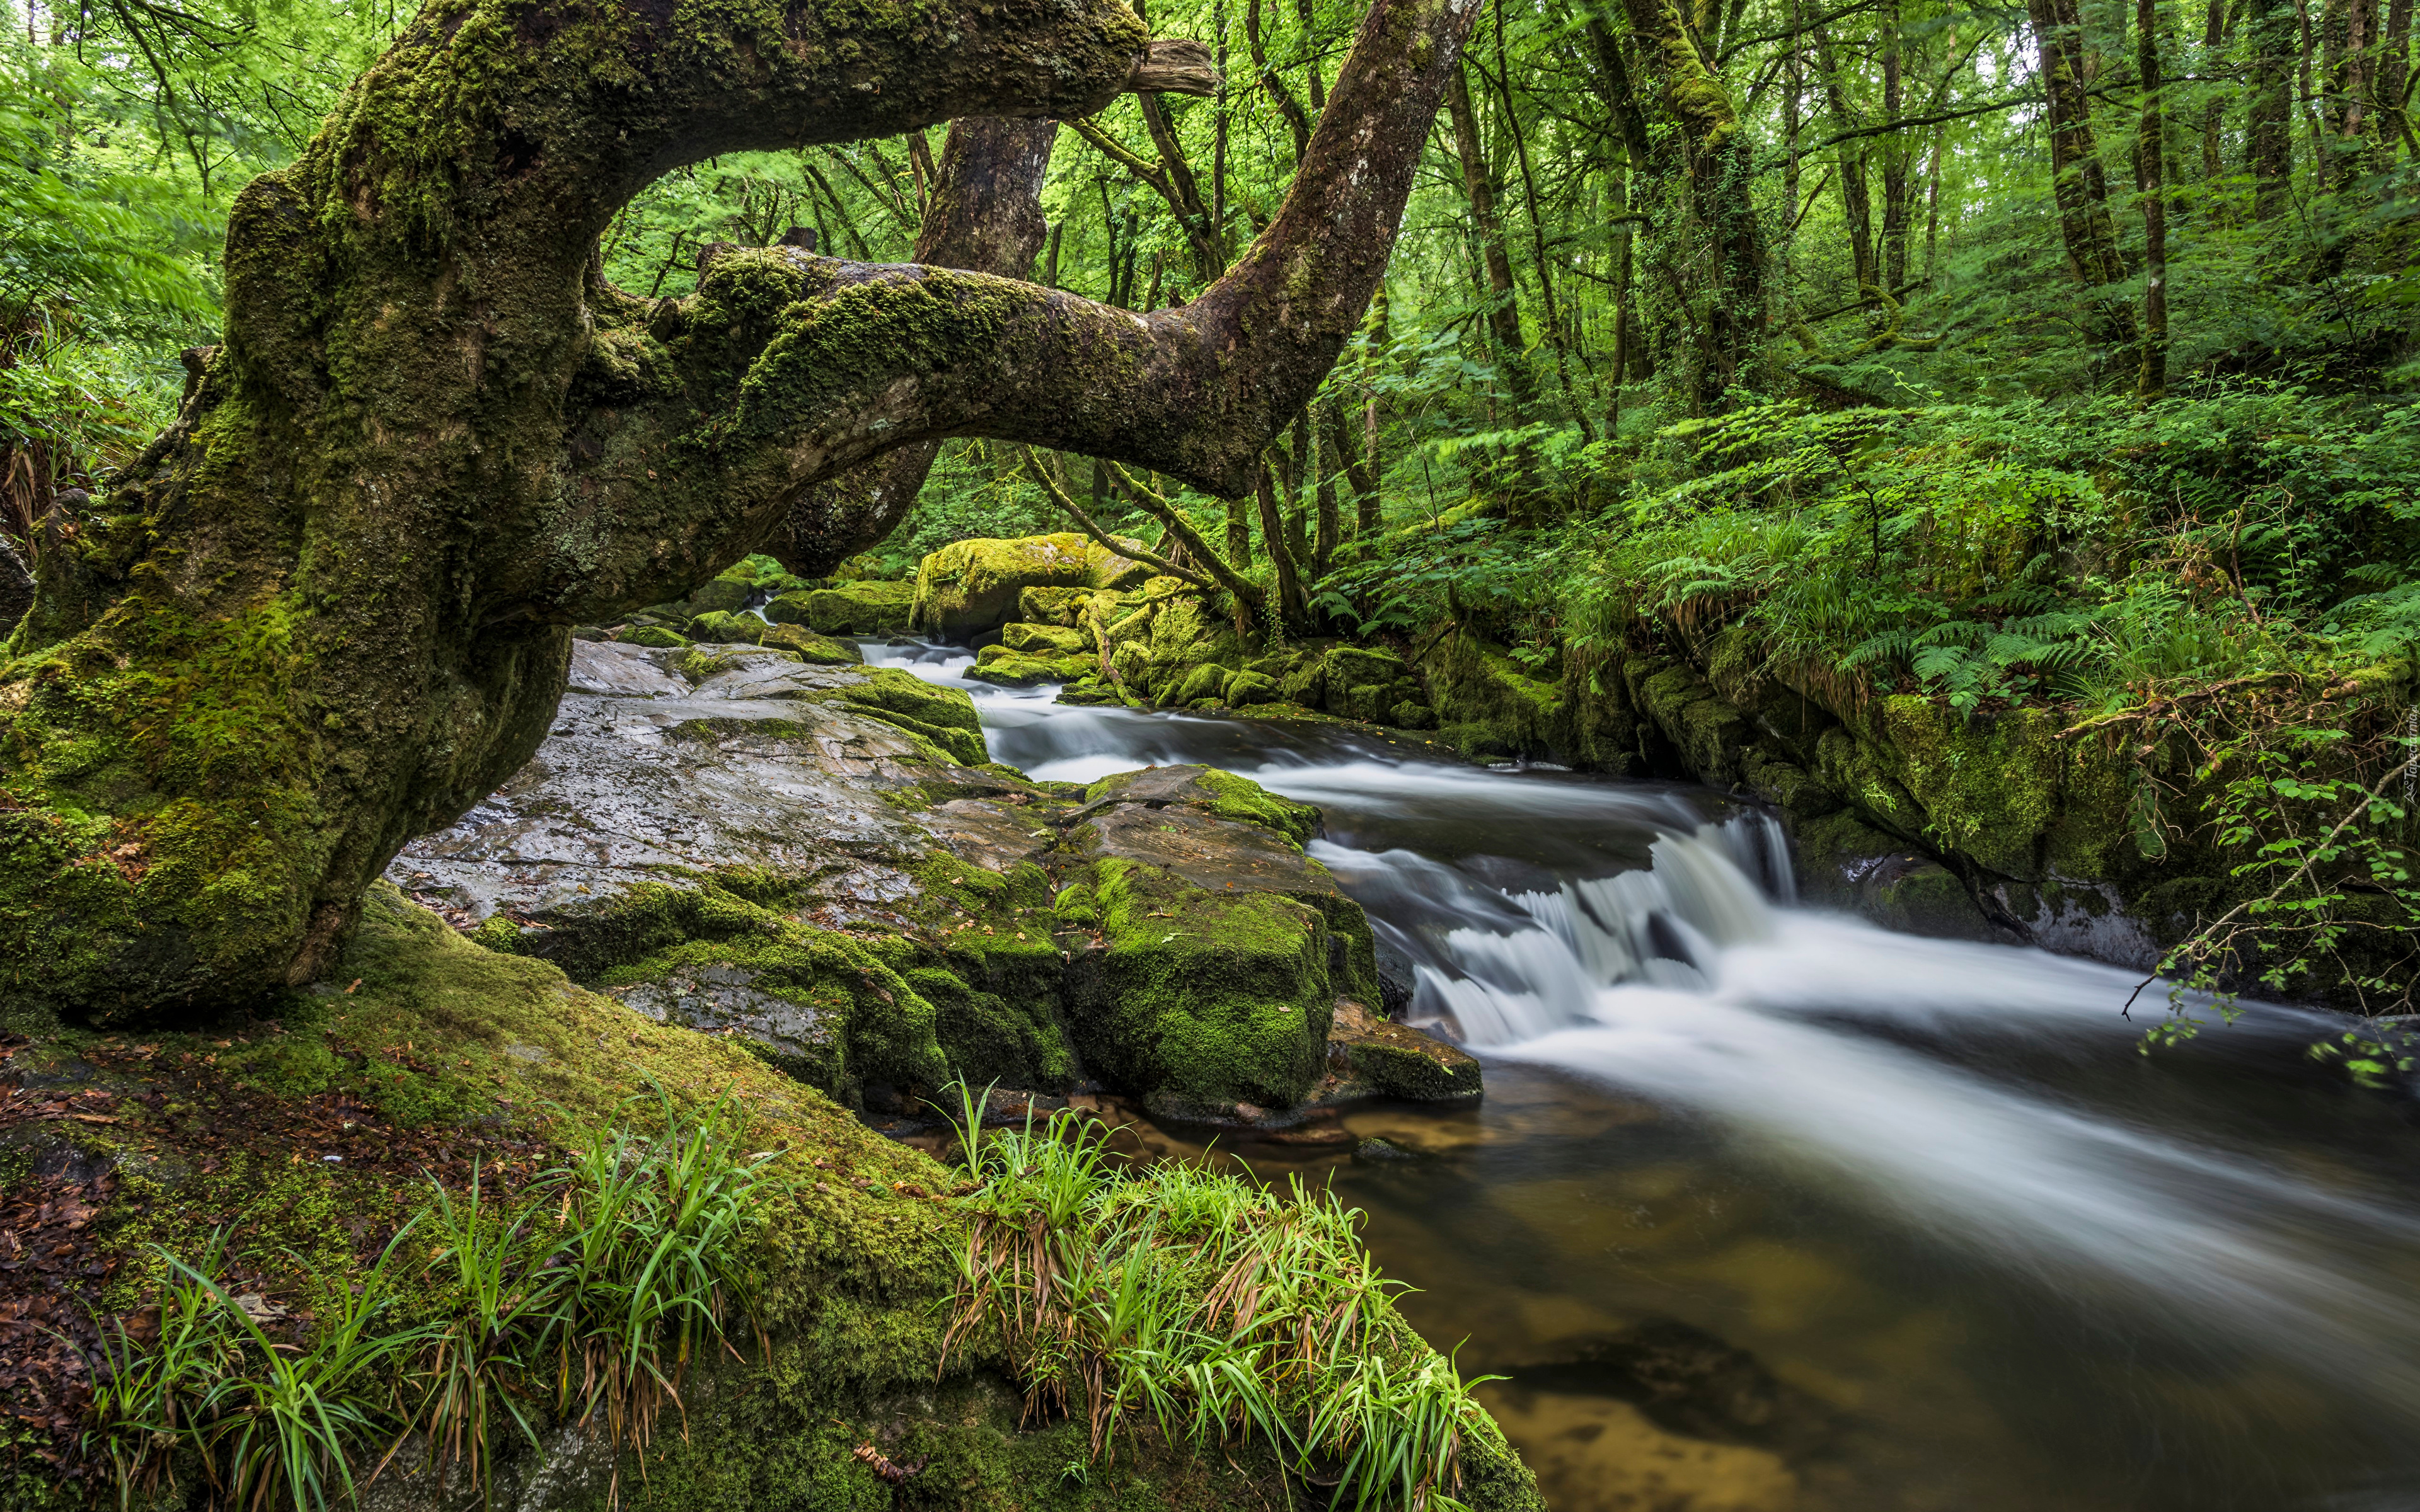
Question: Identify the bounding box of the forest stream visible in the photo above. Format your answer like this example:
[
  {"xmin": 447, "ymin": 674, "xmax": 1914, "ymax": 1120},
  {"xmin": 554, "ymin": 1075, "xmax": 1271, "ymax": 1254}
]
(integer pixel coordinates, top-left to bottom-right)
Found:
[{"xmin": 869, "ymin": 636, "xmax": 2420, "ymax": 1512}]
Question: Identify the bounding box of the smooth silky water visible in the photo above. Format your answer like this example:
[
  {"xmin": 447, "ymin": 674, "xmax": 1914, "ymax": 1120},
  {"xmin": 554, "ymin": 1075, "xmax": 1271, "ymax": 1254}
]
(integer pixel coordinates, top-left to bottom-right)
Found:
[{"xmin": 866, "ymin": 638, "xmax": 2420, "ymax": 1512}]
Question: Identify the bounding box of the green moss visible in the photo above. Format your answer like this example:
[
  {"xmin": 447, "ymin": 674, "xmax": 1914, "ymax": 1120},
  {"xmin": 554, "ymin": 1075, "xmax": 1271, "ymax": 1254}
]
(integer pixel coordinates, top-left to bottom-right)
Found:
[
  {"xmin": 811, "ymin": 667, "xmax": 988, "ymax": 765},
  {"xmin": 759, "ymin": 622, "xmax": 863, "ymax": 663},
  {"xmin": 766, "ymin": 580, "xmax": 913, "ymax": 636},
  {"xmin": 911, "ymin": 534, "xmax": 1096, "ymax": 639},
  {"xmin": 468, "ymin": 914, "xmax": 522, "ymax": 953},
  {"xmin": 621, "ymin": 624, "xmax": 689, "ymax": 648},
  {"xmin": 1063, "ymin": 856, "xmax": 1333, "ymax": 1107},
  {"xmin": 688, "ymin": 609, "xmax": 769, "ymax": 643},
  {"xmin": 1877, "ymin": 698, "xmax": 2060, "ymax": 878}
]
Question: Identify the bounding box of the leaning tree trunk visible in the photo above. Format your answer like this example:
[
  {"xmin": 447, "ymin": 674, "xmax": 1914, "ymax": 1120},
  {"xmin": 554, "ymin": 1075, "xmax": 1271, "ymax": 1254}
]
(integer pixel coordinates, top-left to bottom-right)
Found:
[{"xmin": 0, "ymin": 0, "xmax": 1484, "ymax": 1024}]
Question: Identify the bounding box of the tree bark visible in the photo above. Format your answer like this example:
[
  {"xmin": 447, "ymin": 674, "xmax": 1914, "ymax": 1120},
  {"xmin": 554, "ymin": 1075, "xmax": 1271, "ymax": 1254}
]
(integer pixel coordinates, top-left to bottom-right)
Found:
[
  {"xmin": 0, "ymin": 0, "xmax": 1485, "ymax": 1021},
  {"xmin": 2025, "ymin": 0, "xmax": 2139, "ymax": 340},
  {"xmin": 1813, "ymin": 25, "xmax": 1881, "ymax": 305},
  {"xmin": 1445, "ymin": 64, "xmax": 1539, "ymax": 420},
  {"xmin": 1619, "ymin": 0, "xmax": 1769, "ymax": 409},
  {"xmin": 2139, "ymin": 0, "xmax": 2171, "ymax": 399},
  {"xmin": 2249, "ymin": 0, "xmax": 2297, "ymax": 213},
  {"xmin": 775, "ymin": 116, "xmax": 1059, "ymax": 575}
]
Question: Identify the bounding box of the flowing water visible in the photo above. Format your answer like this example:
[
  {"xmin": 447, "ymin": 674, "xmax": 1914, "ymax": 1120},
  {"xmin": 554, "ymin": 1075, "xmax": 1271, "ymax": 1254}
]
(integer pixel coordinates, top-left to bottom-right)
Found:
[{"xmin": 868, "ymin": 638, "xmax": 2420, "ymax": 1512}]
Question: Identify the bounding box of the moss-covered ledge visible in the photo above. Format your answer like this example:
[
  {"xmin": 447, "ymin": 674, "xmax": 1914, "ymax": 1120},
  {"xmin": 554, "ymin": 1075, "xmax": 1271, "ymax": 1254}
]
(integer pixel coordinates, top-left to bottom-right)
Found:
[{"xmin": 0, "ymin": 885, "xmax": 1545, "ymax": 1511}]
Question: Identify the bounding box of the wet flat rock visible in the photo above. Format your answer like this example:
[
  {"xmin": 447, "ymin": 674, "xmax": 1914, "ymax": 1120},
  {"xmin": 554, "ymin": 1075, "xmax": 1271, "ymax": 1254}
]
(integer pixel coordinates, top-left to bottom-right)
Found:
[{"xmin": 389, "ymin": 641, "xmax": 1031, "ymax": 939}]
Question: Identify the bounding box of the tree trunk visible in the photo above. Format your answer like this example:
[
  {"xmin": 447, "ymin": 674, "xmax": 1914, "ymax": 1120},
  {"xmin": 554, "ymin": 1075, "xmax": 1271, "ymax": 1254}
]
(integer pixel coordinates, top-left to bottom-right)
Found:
[
  {"xmin": 1879, "ymin": 0, "xmax": 1914, "ymax": 293},
  {"xmin": 1255, "ymin": 458, "xmax": 1306, "ymax": 620},
  {"xmin": 776, "ymin": 117, "xmax": 1059, "ymax": 574},
  {"xmin": 1812, "ymin": 26, "xmax": 1880, "ymax": 302},
  {"xmin": 1320, "ymin": 397, "xmax": 1381, "ymax": 540},
  {"xmin": 1445, "ymin": 64, "xmax": 1540, "ymax": 420},
  {"xmin": 0, "ymin": 0, "xmax": 1484, "ymax": 1022},
  {"xmin": 2026, "ymin": 0, "xmax": 2140, "ymax": 339},
  {"xmin": 2249, "ymin": 0, "xmax": 2297, "ymax": 214},
  {"xmin": 2200, "ymin": 0, "xmax": 2232, "ymax": 189},
  {"xmin": 2139, "ymin": 0, "xmax": 2171, "ymax": 399},
  {"xmin": 1620, "ymin": 0, "xmax": 1769, "ymax": 409}
]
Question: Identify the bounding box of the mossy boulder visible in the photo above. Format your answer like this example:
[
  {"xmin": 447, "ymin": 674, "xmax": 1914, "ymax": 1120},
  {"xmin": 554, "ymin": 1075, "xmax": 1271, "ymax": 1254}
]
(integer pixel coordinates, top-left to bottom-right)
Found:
[
  {"xmin": 969, "ymin": 645, "xmax": 1092, "ymax": 686},
  {"xmin": 1017, "ymin": 585, "xmax": 1091, "ymax": 626},
  {"xmin": 1173, "ymin": 663, "xmax": 1232, "ymax": 704},
  {"xmin": 910, "ymin": 534, "xmax": 1155, "ymax": 639},
  {"xmin": 1057, "ymin": 856, "xmax": 1337, "ymax": 1108},
  {"xmin": 1325, "ymin": 998, "xmax": 1482, "ymax": 1101},
  {"xmin": 1001, "ymin": 621, "xmax": 1088, "ymax": 655},
  {"xmin": 1223, "ymin": 668, "xmax": 1281, "ymax": 707},
  {"xmin": 812, "ymin": 666, "xmax": 989, "ymax": 766},
  {"xmin": 686, "ymin": 609, "xmax": 766, "ymax": 643},
  {"xmin": 911, "ymin": 534, "xmax": 1090, "ymax": 639},
  {"xmin": 1077, "ymin": 764, "xmax": 1320, "ymax": 846},
  {"xmin": 1051, "ymin": 768, "xmax": 1377, "ymax": 1109},
  {"xmin": 764, "ymin": 578, "xmax": 914, "ymax": 636},
  {"xmin": 756, "ymin": 622, "xmax": 862, "ymax": 663},
  {"xmin": 619, "ymin": 624, "xmax": 688, "ymax": 648}
]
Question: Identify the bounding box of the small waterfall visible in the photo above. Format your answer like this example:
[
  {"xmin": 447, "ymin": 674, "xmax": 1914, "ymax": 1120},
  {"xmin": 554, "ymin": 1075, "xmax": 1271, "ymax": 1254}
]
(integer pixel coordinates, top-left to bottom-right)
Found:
[{"xmin": 1324, "ymin": 814, "xmax": 1791, "ymax": 1048}]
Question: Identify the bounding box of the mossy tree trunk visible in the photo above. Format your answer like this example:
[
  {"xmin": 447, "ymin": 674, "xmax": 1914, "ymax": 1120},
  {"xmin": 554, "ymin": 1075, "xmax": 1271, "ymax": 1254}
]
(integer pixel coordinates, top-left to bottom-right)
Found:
[{"xmin": 0, "ymin": 0, "xmax": 1484, "ymax": 1023}]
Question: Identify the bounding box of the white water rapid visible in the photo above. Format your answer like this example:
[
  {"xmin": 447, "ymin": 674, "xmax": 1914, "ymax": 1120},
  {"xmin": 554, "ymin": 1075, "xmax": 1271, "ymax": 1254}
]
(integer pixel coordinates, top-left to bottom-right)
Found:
[{"xmin": 866, "ymin": 635, "xmax": 2420, "ymax": 1509}]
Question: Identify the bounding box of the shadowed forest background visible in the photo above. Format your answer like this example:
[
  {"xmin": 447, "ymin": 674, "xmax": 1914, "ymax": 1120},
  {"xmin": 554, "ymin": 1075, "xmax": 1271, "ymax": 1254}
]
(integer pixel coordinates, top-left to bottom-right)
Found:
[{"xmin": 4, "ymin": 0, "xmax": 2417, "ymax": 1008}]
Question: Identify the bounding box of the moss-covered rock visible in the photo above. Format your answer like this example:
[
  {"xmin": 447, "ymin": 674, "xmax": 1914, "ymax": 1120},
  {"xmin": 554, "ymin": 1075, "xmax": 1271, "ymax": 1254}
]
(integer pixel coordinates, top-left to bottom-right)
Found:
[
  {"xmin": 1010, "ymin": 585, "xmax": 1083, "ymax": 626},
  {"xmin": 1059, "ymin": 856, "xmax": 1335, "ymax": 1107},
  {"xmin": 910, "ymin": 534, "xmax": 1160, "ymax": 640},
  {"xmin": 912, "ymin": 535, "xmax": 1093, "ymax": 639},
  {"xmin": 686, "ymin": 609, "xmax": 768, "ymax": 643},
  {"xmin": 1223, "ymin": 668, "xmax": 1281, "ymax": 707},
  {"xmin": 1078, "ymin": 764, "xmax": 1320, "ymax": 847},
  {"xmin": 1325, "ymin": 998, "xmax": 1482, "ymax": 1101},
  {"xmin": 764, "ymin": 579, "xmax": 914, "ymax": 636},
  {"xmin": 969, "ymin": 643, "xmax": 1091, "ymax": 686},
  {"xmin": 1001, "ymin": 621, "xmax": 1088, "ymax": 655},
  {"xmin": 619, "ymin": 624, "xmax": 688, "ymax": 648},
  {"xmin": 812, "ymin": 667, "xmax": 989, "ymax": 766},
  {"xmin": 757, "ymin": 622, "xmax": 863, "ymax": 663},
  {"xmin": 1173, "ymin": 662, "xmax": 1231, "ymax": 704}
]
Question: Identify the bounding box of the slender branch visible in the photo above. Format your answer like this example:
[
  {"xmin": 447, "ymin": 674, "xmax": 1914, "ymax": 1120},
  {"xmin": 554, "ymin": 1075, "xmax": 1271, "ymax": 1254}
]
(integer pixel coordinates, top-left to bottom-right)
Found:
[
  {"xmin": 1104, "ymin": 462, "xmax": 1268, "ymax": 607},
  {"xmin": 2123, "ymin": 748, "xmax": 2420, "ymax": 1014},
  {"xmin": 1017, "ymin": 448, "xmax": 1218, "ymax": 591}
]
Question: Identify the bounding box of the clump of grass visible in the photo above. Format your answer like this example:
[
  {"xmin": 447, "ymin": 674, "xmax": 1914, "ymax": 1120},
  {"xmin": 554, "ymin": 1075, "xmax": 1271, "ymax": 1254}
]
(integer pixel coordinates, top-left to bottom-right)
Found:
[
  {"xmin": 83, "ymin": 1228, "xmax": 432, "ymax": 1512},
  {"xmin": 936, "ymin": 1080, "xmax": 1498, "ymax": 1511},
  {"xmin": 80, "ymin": 1085, "xmax": 774, "ymax": 1511}
]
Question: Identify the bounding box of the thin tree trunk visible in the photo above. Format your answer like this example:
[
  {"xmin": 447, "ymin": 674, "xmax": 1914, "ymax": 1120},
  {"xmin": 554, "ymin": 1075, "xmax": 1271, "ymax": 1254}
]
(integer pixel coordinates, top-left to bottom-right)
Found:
[
  {"xmin": 2249, "ymin": 0, "xmax": 2296, "ymax": 213},
  {"xmin": 1228, "ymin": 494, "xmax": 1253, "ymax": 567},
  {"xmin": 1254, "ymin": 458, "xmax": 1306, "ymax": 620},
  {"xmin": 1484, "ymin": 17, "xmax": 1595, "ymax": 441},
  {"xmin": 2139, "ymin": 0, "xmax": 2171, "ymax": 399},
  {"xmin": 1446, "ymin": 64, "xmax": 1540, "ymax": 420},
  {"xmin": 1813, "ymin": 25, "xmax": 1880, "ymax": 302},
  {"xmin": 1320, "ymin": 398, "xmax": 1381, "ymax": 541},
  {"xmin": 2201, "ymin": 0, "xmax": 2231, "ymax": 188},
  {"xmin": 2026, "ymin": 0, "xmax": 2139, "ymax": 337},
  {"xmin": 1922, "ymin": 118, "xmax": 1947, "ymax": 282},
  {"xmin": 1879, "ymin": 0, "xmax": 1914, "ymax": 292}
]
